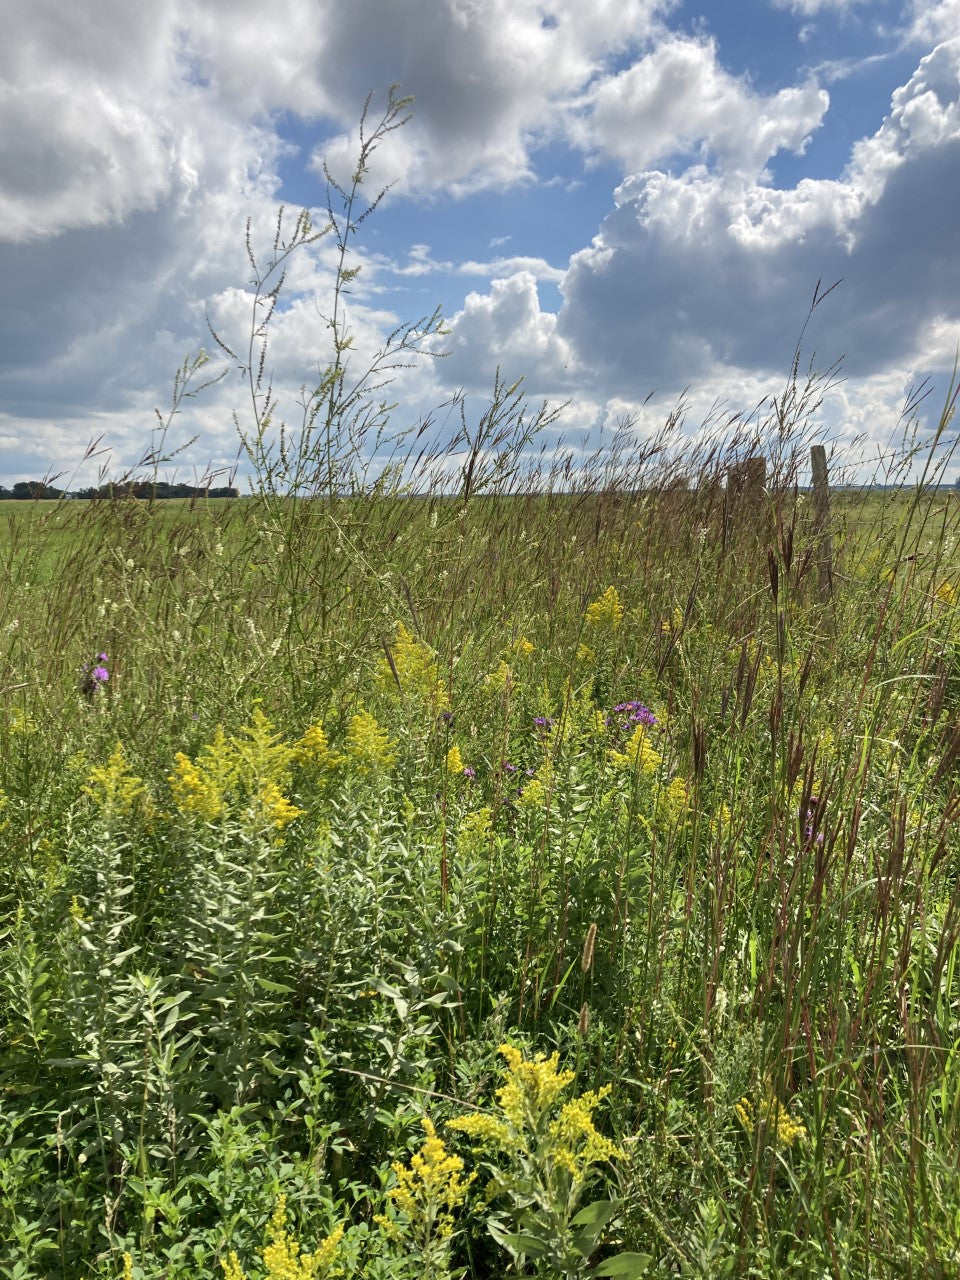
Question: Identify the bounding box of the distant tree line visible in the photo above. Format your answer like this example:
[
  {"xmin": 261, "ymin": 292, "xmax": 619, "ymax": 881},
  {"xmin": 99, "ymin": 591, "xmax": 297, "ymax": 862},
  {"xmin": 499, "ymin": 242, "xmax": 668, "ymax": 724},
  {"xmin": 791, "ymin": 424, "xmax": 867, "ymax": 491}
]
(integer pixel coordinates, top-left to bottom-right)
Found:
[{"xmin": 0, "ymin": 481, "xmax": 238, "ymax": 500}]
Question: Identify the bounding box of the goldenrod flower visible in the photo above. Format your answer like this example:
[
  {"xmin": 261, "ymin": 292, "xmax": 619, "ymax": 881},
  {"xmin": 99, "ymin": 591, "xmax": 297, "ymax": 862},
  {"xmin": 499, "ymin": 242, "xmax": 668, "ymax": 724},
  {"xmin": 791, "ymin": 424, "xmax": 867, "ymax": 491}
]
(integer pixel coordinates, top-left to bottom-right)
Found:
[
  {"xmin": 445, "ymin": 744, "xmax": 464, "ymax": 775},
  {"xmin": 735, "ymin": 1093, "xmax": 806, "ymax": 1149},
  {"xmin": 297, "ymin": 722, "xmax": 341, "ymax": 770},
  {"xmin": 84, "ymin": 742, "xmax": 148, "ymax": 818},
  {"xmin": 584, "ymin": 586, "xmax": 624, "ymax": 630},
  {"xmin": 608, "ymin": 725, "xmax": 661, "ymax": 774},
  {"xmin": 169, "ymin": 726, "xmax": 236, "ymax": 821},
  {"xmin": 379, "ymin": 622, "xmax": 449, "ymax": 712},
  {"xmin": 657, "ymin": 776, "xmax": 689, "ymax": 827},
  {"xmin": 345, "ymin": 708, "xmax": 396, "ymax": 774},
  {"xmin": 223, "ymin": 1194, "xmax": 345, "ymax": 1280}
]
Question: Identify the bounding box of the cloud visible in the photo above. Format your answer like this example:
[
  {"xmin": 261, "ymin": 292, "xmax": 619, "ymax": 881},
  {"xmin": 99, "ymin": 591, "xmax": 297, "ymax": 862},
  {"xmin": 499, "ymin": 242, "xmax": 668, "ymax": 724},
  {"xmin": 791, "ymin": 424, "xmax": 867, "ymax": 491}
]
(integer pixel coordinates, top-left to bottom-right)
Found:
[
  {"xmin": 440, "ymin": 272, "xmax": 575, "ymax": 393},
  {"xmin": 307, "ymin": 0, "xmax": 675, "ymax": 195},
  {"xmin": 441, "ymin": 38, "xmax": 960, "ymax": 432},
  {"xmin": 768, "ymin": 0, "xmax": 873, "ymax": 15},
  {"xmin": 907, "ymin": 0, "xmax": 960, "ymax": 46},
  {"xmin": 568, "ymin": 35, "xmax": 829, "ymax": 176}
]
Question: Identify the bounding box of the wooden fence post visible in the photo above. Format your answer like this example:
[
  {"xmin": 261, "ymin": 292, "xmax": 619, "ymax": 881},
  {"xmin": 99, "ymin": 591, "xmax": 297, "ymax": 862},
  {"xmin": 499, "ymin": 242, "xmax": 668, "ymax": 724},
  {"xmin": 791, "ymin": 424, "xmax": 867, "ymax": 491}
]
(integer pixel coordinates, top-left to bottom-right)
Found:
[
  {"xmin": 723, "ymin": 456, "xmax": 767, "ymax": 552},
  {"xmin": 810, "ymin": 444, "xmax": 833, "ymax": 602}
]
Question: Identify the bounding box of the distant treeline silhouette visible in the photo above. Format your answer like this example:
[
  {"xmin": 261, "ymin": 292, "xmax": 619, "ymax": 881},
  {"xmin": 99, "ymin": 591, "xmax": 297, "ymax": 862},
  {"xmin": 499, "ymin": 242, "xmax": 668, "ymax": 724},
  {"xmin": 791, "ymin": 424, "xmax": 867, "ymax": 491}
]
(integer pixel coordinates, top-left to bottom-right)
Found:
[{"xmin": 0, "ymin": 481, "xmax": 239, "ymax": 500}]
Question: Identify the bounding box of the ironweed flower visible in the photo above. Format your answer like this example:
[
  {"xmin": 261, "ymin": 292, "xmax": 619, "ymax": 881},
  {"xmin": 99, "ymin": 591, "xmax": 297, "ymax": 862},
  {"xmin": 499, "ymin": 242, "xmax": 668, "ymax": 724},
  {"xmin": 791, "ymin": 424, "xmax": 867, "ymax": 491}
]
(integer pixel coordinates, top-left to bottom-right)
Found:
[{"xmin": 80, "ymin": 651, "xmax": 110, "ymax": 698}]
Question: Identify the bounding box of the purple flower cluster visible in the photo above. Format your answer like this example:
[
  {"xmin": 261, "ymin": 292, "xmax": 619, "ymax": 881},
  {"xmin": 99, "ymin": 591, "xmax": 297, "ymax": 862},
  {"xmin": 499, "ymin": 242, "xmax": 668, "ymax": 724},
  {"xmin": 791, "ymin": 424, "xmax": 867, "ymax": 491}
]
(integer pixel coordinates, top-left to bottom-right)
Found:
[
  {"xmin": 609, "ymin": 700, "xmax": 657, "ymax": 732},
  {"xmin": 533, "ymin": 715, "xmax": 555, "ymax": 733},
  {"xmin": 80, "ymin": 651, "xmax": 110, "ymax": 699}
]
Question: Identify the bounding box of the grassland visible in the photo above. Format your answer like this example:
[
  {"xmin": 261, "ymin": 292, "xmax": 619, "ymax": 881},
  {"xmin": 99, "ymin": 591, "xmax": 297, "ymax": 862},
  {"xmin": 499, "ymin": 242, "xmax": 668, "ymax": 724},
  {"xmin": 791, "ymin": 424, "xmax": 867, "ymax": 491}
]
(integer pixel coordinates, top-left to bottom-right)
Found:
[{"xmin": 2, "ymin": 428, "xmax": 960, "ymax": 1279}]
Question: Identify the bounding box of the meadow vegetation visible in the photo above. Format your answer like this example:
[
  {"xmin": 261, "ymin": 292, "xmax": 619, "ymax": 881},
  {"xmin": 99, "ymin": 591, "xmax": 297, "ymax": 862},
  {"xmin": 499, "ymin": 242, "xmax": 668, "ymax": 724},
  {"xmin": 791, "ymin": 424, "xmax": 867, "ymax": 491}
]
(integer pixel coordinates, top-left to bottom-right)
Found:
[{"xmin": 2, "ymin": 91, "xmax": 960, "ymax": 1278}]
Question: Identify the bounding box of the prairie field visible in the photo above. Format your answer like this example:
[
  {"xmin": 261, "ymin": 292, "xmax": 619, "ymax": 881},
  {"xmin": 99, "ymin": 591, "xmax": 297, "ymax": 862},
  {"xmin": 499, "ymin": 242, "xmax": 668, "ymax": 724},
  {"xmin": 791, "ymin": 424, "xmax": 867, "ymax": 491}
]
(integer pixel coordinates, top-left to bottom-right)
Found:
[{"xmin": 3, "ymin": 418, "xmax": 960, "ymax": 1279}]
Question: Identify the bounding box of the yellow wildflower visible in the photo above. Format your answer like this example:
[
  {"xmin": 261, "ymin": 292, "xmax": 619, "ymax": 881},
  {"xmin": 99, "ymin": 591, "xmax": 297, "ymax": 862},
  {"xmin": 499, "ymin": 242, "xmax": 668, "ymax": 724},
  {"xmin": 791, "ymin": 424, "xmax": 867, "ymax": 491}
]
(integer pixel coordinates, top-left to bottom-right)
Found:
[
  {"xmin": 935, "ymin": 580, "xmax": 957, "ymax": 606},
  {"xmin": 84, "ymin": 742, "xmax": 148, "ymax": 818},
  {"xmin": 446, "ymin": 1112, "xmax": 514, "ymax": 1148},
  {"xmin": 450, "ymin": 1046, "xmax": 621, "ymax": 1191},
  {"xmin": 446, "ymin": 744, "xmax": 464, "ymax": 775},
  {"xmin": 458, "ymin": 807, "xmax": 493, "ymax": 858},
  {"xmin": 511, "ymin": 635, "xmax": 535, "ymax": 657},
  {"xmin": 122, "ymin": 1252, "xmax": 134, "ymax": 1280},
  {"xmin": 548, "ymin": 1085, "xmax": 623, "ymax": 1178},
  {"xmin": 608, "ymin": 725, "xmax": 661, "ymax": 775},
  {"xmin": 256, "ymin": 780, "xmax": 304, "ymax": 831},
  {"xmin": 345, "ymin": 709, "xmax": 396, "ymax": 775},
  {"xmin": 735, "ymin": 1093, "xmax": 806, "ymax": 1149},
  {"xmin": 379, "ymin": 621, "xmax": 449, "ymax": 712},
  {"xmin": 221, "ymin": 1254, "xmax": 245, "ymax": 1280},
  {"xmin": 657, "ymin": 776, "xmax": 689, "ymax": 827},
  {"xmin": 220, "ymin": 1194, "xmax": 345, "ymax": 1280},
  {"xmin": 169, "ymin": 726, "xmax": 235, "ymax": 821},
  {"xmin": 297, "ymin": 722, "xmax": 342, "ymax": 770},
  {"xmin": 584, "ymin": 587, "xmax": 624, "ymax": 630},
  {"xmin": 661, "ymin": 606, "xmax": 684, "ymax": 636},
  {"xmin": 384, "ymin": 1117, "xmax": 474, "ymax": 1246},
  {"xmin": 496, "ymin": 1044, "xmax": 575, "ymax": 1127}
]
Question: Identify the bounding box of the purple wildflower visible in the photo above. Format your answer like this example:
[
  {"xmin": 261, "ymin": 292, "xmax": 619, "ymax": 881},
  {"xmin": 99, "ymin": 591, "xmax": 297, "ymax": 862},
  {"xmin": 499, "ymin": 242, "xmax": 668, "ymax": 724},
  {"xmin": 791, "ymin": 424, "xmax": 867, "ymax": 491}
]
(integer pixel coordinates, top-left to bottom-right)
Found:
[
  {"xmin": 801, "ymin": 796, "xmax": 825, "ymax": 846},
  {"xmin": 502, "ymin": 761, "xmax": 519, "ymax": 774},
  {"xmin": 80, "ymin": 652, "xmax": 110, "ymax": 699},
  {"xmin": 462, "ymin": 767, "xmax": 476, "ymax": 780},
  {"xmin": 533, "ymin": 715, "xmax": 555, "ymax": 733},
  {"xmin": 612, "ymin": 700, "xmax": 657, "ymax": 727}
]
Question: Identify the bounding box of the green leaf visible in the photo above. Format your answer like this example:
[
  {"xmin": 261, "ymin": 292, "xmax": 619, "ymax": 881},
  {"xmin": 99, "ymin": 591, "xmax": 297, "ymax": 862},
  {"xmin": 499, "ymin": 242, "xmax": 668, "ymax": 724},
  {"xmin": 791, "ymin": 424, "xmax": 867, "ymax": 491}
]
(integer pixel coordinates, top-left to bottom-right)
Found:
[
  {"xmin": 591, "ymin": 1253, "xmax": 653, "ymax": 1278},
  {"xmin": 487, "ymin": 1219, "xmax": 551, "ymax": 1259},
  {"xmin": 572, "ymin": 1199, "xmax": 619, "ymax": 1228}
]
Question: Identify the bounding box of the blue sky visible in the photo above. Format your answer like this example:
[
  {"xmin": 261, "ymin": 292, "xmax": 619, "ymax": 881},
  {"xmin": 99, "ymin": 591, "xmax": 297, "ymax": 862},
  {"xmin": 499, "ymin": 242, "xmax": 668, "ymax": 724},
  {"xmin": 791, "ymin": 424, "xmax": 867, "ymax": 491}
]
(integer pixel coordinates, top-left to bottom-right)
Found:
[{"xmin": 1, "ymin": 0, "xmax": 959, "ymax": 487}]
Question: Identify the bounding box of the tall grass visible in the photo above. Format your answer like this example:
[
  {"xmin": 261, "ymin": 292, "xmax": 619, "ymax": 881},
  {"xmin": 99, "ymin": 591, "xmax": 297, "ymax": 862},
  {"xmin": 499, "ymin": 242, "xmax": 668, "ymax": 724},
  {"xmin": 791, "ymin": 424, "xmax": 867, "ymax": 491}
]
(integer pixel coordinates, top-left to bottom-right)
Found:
[{"xmin": 2, "ymin": 94, "xmax": 960, "ymax": 1278}]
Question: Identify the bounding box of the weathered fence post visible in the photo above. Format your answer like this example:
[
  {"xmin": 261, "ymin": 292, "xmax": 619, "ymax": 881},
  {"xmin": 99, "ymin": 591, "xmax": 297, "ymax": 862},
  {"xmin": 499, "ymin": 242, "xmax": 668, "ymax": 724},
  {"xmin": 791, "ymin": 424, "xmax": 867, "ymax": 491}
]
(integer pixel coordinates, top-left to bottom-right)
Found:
[
  {"xmin": 723, "ymin": 456, "xmax": 767, "ymax": 552},
  {"xmin": 810, "ymin": 444, "xmax": 833, "ymax": 602}
]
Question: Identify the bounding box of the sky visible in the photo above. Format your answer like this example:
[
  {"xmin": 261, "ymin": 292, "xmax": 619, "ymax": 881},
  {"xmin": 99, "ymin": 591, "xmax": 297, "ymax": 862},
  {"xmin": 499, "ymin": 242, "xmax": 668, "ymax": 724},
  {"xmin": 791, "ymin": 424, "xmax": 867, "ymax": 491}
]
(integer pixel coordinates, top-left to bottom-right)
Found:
[{"xmin": 2, "ymin": 0, "xmax": 959, "ymax": 489}]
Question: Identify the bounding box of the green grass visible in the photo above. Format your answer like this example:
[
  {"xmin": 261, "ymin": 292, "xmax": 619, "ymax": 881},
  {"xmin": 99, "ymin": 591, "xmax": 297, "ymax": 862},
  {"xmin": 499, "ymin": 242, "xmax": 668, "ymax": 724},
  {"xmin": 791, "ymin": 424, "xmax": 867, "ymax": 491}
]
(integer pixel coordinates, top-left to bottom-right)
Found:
[{"xmin": 2, "ymin": 446, "xmax": 960, "ymax": 1278}]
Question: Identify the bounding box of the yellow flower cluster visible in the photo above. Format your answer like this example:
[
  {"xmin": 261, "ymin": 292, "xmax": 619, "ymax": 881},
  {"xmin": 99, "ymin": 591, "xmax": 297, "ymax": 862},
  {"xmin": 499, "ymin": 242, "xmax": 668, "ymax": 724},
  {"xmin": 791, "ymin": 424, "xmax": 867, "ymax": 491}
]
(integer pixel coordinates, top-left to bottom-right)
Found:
[
  {"xmin": 584, "ymin": 587, "xmax": 625, "ymax": 630},
  {"xmin": 84, "ymin": 742, "xmax": 149, "ymax": 818},
  {"xmin": 656, "ymin": 776, "xmax": 689, "ymax": 827},
  {"xmin": 446, "ymin": 743, "xmax": 464, "ymax": 775},
  {"xmin": 497, "ymin": 1044, "xmax": 576, "ymax": 1127},
  {"xmin": 221, "ymin": 1195, "xmax": 344, "ymax": 1280},
  {"xmin": 449, "ymin": 1045, "xmax": 621, "ymax": 1188},
  {"xmin": 345, "ymin": 709, "xmax": 396, "ymax": 775},
  {"xmin": 457, "ymin": 807, "xmax": 493, "ymax": 859},
  {"xmin": 169, "ymin": 708, "xmax": 303, "ymax": 830},
  {"xmin": 735, "ymin": 1093, "xmax": 807, "ymax": 1149},
  {"xmin": 517, "ymin": 763, "xmax": 552, "ymax": 810},
  {"xmin": 379, "ymin": 621, "xmax": 450, "ymax": 712},
  {"xmin": 548, "ymin": 1086, "xmax": 623, "ymax": 1177},
  {"xmin": 608, "ymin": 725, "xmax": 661, "ymax": 775},
  {"xmin": 935, "ymin": 579, "xmax": 957, "ymax": 606},
  {"xmin": 382, "ymin": 1117, "xmax": 474, "ymax": 1241},
  {"xmin": 661, "ymin": 606, "xmax": 684, "ymax": 636},
  {"xmin": 296, "ymin": 722, "xmax": 342, "ymax": 771}
]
